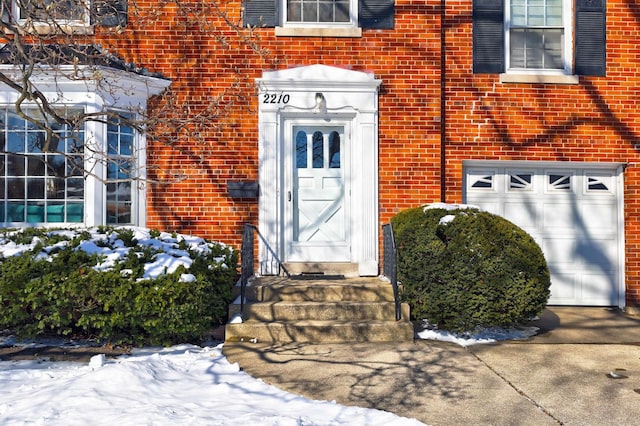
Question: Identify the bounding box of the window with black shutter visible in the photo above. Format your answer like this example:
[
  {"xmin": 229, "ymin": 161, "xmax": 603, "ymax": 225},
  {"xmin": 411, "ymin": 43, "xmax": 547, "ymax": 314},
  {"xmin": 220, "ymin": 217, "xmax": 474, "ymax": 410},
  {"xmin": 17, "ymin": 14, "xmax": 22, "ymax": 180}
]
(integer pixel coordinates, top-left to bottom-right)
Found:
[
  {"xmin": 244, "ymin": 0, "xmax": 393, "ymax": 30},
  {"xmin": 473, "ymin": 0, "xmax": 606, "ymax": 77}
]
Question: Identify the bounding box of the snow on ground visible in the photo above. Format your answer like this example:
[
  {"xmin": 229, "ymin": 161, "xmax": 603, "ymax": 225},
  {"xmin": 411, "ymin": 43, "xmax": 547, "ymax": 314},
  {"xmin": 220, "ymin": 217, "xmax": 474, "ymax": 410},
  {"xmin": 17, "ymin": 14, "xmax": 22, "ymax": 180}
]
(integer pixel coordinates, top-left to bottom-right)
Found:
[
  {"xmin": 0, "ymin": 342, "xmax": 427, "ymax": 426},
  {"xmin": 0, "ymin": 226, "xmax": 538, "ymax": 425}
]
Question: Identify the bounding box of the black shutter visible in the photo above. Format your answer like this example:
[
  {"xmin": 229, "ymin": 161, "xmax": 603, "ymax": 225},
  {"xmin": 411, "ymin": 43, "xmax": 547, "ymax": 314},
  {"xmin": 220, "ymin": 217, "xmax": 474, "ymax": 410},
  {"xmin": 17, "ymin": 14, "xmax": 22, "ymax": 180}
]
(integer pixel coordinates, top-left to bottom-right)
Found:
[
  {"xmin": 472, "ymin": 0, "xmax": 504, "ymax": 74},
  {"xmin": 575, "ymin": 0, "xmax": 606, "ymax": 76},
  {"xmin": 91, "ymin": 0, "xmax": 127, "ymax": 27},
  {"xmin": 359, "ymin": 0, "xmax": 394, "ymax": 30},
  {"xmin": 244, "ymin": 0, "xmax": 278, "ymax": 27}
]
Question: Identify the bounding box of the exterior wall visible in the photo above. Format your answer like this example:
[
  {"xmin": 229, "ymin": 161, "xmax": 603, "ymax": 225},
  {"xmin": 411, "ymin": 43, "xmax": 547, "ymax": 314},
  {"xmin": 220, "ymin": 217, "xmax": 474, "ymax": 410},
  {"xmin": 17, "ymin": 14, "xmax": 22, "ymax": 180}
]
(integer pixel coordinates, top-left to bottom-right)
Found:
[
  {"xmin": 95, "ymin": 0, "xmax": 443, "ymax": 244},
  {"xmin": 444, "ymin": 0, "xmax": 640, "ymax": 308},
  {"xmin": 91, "ymin": 0, "xmax": 640, "ymax": 308}
]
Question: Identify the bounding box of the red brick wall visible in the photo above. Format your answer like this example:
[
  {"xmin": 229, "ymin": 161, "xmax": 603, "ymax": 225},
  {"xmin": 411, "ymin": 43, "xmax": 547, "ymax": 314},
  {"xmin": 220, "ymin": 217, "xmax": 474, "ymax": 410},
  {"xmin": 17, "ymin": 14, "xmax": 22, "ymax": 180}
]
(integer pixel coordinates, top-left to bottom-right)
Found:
[
  {"xmin": 94, "ymin": 0, "xmax": 640, "ymax": 306},
  {"xmin": 96, "ymin": 0, "xmax": 444, "ymax": 239},
  {"xmin": 444, "ymin": 0, "xmax": 640, "ymax": 307}
]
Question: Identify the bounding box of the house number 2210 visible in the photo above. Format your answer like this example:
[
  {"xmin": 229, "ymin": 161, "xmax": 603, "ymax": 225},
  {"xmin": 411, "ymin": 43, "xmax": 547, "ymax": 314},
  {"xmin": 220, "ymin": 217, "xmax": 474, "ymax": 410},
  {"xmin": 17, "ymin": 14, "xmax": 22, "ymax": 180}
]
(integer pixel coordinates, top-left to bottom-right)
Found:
[{"xmin": 262, "ymin": 93, "xmax": 290, "ymax": 104}]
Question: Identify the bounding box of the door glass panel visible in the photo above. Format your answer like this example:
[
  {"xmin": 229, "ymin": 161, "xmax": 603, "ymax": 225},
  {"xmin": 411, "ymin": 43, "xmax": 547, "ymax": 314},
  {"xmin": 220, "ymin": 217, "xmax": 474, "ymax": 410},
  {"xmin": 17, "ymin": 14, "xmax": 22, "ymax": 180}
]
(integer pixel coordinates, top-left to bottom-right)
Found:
[
  {"xmin": 312, "ymin": 131, "xmax": 324, "ymax": 168},
  {"xmin": 329, "ymin": 131, "xmax": 340, "ymax": 168},
  {"xmin": 295, "ymin": 130, "xmax": 307, "ymax": 169}
]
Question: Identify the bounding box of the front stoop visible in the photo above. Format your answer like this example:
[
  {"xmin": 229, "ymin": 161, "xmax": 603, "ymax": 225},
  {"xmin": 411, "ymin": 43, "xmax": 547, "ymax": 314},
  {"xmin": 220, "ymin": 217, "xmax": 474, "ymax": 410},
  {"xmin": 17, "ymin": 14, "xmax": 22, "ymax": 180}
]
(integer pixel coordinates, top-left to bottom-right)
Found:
[{"xmin": 225, "ymin": 277, "xmax": 414, "ymax": 344}]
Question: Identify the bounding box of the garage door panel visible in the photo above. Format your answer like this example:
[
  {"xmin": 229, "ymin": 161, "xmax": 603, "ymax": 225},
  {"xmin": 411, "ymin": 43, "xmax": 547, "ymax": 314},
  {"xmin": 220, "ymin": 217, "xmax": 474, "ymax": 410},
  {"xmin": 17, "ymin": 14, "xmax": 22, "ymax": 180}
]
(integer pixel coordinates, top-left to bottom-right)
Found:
[
  {"xmin": 542, "ymin": 236, "xmax": 579, "ymax": 266},
  {"xmin": 504, "ymin": 201, "xmax": 537, "ymax": 229},
  {"xmin": 542, "ymin": 201, "xmax": 576, "ymax": 230},
  {"xmin": 580, "ymin": 202, "xmax": 616, "ymax": 234},
  {"xmin": 581, "ymin": 273, "xmax": 618, "ymax": 305},
  {"xmin": 547, "ymin": 270, "xmax": 577, "ymax": 303},
  {"xmin": 574, "ymin": 237, "xmax": 617, "ymax": 271}
]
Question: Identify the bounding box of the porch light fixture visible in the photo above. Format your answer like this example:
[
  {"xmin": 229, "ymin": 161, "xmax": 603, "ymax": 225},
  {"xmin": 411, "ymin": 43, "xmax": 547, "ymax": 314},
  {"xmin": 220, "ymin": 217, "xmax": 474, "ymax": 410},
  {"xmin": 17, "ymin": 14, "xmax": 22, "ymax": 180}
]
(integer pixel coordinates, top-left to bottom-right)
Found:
[{"xmin": 314, "ymin": 92, "xmax": 327, "ymax": 113}]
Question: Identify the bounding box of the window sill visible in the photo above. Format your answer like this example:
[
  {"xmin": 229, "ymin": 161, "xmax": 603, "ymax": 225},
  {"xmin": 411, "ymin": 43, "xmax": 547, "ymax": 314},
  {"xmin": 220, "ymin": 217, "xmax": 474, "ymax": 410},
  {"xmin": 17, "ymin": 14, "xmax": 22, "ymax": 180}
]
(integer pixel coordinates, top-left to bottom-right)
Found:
[
  {"xmin": 500, "ymin": 73, "xmax": 579, "ymax": 85},
  {"xmin": 275, "ymin": 26, "xmax": 362, "ymax": 38}
]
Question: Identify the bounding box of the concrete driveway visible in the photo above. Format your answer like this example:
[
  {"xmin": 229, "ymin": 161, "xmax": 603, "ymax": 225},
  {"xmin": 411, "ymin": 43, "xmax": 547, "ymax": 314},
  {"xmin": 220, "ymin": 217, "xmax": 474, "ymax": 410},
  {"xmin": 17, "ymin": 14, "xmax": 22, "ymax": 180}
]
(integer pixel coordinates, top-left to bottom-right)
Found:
[{"xmin": 223, "ymin": 307, "xmax": 640, "ymax": 425}]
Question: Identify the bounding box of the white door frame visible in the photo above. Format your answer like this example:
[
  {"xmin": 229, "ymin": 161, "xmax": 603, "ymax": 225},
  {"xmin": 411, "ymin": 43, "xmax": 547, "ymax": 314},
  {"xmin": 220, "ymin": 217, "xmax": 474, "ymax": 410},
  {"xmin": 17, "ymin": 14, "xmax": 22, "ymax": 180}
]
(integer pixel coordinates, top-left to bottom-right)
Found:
[{"xmin": 256, "ymin": 65, "xmax": 381, "ymax": 276}]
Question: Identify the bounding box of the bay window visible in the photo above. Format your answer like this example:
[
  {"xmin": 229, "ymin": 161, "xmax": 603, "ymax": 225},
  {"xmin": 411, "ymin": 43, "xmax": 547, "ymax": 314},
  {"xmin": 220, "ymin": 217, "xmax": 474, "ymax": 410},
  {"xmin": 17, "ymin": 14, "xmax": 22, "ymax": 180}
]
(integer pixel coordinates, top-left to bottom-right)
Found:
[{"xmin": 0, "ymin": 64, "xmax": 170, "ymax": 227}]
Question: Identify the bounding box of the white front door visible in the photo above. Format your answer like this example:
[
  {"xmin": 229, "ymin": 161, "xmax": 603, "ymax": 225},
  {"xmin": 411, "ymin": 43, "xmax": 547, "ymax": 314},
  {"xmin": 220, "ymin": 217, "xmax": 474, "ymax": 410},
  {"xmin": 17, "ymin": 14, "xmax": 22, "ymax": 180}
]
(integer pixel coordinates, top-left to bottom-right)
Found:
[{"xmin": 284, "ymin": 123, "xmax": 350, "ymax": 262}]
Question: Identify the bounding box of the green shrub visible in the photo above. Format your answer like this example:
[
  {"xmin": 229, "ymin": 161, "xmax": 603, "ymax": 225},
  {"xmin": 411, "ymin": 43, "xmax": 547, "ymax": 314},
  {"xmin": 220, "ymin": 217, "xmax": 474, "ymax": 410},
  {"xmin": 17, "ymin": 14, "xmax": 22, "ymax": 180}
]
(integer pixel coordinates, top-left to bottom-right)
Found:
[
  {"xmin": 391, "ymin": 204, "xmax": 550, "ymax": 333},
  {"xmin": 0, "ymin": 227, "xmax": 238, "ymax": 346}
]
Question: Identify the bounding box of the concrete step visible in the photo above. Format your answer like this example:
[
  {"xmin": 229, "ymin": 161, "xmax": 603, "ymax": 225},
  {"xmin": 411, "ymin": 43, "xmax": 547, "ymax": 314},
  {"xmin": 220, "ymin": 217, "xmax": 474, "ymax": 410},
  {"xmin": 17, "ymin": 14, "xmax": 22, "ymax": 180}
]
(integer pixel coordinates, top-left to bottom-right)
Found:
[
  {"xmin": 225, "ymin": 319, "xmax": 415, "ymax": 344},
  {"xmin": 245, "ymin": 277, "xmax": 396, "ymax": 302},
  {"xmin": 228, "ymin": 301, "xmax": 410, "ymax": 322}
]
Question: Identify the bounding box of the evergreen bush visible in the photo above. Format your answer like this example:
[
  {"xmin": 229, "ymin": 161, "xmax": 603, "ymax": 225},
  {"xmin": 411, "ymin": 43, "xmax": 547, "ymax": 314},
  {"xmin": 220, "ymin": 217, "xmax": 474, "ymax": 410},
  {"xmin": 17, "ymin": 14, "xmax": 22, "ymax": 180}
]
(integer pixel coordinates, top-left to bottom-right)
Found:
[
  {"xmin": 0, "ymin": 227, "xmax": 238, "ymax": 346},
  {"xmin": 391, "ymin": 204, "xmax": 550, "ymax": 333}
]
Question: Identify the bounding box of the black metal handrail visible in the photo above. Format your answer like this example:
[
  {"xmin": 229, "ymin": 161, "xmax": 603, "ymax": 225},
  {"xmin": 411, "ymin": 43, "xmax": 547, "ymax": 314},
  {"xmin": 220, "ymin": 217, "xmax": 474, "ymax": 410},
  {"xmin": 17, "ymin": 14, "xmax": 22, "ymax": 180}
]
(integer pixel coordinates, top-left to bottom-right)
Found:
[
  {"xmin": 239, "ymin": 223, "xmax": 289, "ymax": 316},
  {"xmin": 382, "ymin": 223, "xmax": 401, "ymax": 321}
]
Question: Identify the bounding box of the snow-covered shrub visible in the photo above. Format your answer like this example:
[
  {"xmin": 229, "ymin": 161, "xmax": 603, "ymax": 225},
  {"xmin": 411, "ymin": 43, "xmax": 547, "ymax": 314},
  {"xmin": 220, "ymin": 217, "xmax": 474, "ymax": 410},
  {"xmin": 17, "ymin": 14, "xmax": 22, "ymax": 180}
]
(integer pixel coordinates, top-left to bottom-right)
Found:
[
  {"xmin": 391, "ymin": 204, "xmax": 550, "ymax": 333},
  {"xmin": 0, "ymin": 227, "xmax": 238, "ymax": 345}
]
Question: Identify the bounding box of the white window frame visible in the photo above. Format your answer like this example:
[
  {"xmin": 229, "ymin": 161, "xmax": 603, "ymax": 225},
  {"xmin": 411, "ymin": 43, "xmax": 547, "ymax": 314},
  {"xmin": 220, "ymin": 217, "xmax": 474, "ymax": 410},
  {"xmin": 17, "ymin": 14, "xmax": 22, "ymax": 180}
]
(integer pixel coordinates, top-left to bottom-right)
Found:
[
  {"xmin": 11, "ymin": 0, "xmax": 91, "ymax": 34},
  {"xmin": 281, "ymin": 0, "xmax": 358, "ymax": 28},
  {"xmin": 504, "ymin": 0, "xmax": 573, "ymax": 76},
  {"xmin": 0, "ymin": 65, "xmax": 170, "ymax": 227}
]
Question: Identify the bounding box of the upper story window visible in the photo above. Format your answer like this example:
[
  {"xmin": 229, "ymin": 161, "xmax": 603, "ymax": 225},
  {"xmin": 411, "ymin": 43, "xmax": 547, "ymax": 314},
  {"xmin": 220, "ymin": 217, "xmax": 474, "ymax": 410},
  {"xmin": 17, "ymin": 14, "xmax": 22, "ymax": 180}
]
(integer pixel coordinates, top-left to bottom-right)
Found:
[
  {"xmin": 473, "ymin": 0, "xmax": 606, "ymax": 78},
  {"xmin": 285, "ymin": 0, "xmax": 354, "ymax": 26},
  {"xmin": 243, "ymin": 0, "xmax": 393, "ymax": 35},
  {"xmin": 5, "ymin": 0, "xmax": 127, "ymax": 33},
  {"xmin": 16, "ymin": 0, "xmax": 89, "ymax": 25},
  {"xmin": 508, "ymin": 0, "xmax": 566, "ymax": 71}
]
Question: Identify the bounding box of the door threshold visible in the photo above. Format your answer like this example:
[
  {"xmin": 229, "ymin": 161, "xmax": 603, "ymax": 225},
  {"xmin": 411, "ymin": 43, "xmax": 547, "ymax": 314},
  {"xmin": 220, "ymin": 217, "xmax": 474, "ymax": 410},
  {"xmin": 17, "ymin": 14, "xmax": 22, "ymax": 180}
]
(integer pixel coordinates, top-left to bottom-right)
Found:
[{"xmin": 290, "ymin": 272, "xmax": 346, "ymax": 281}]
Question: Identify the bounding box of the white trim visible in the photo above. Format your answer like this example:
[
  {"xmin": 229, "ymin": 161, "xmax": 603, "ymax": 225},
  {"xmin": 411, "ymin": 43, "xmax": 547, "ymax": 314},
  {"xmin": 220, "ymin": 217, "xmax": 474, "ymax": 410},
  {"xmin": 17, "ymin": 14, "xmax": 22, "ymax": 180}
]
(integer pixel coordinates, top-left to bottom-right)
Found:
[
  {"xmin": 275, "ymin": 26, "xmax": 362, "ymax": 37},
  {"xmin": 504, "ymin": 0, "xmax": 574, "ymax": 75},
  {"xmin": 464, "ymin": 160, "xmax": 627, "ymax": 170},
  {"xmin": 257, "ymin": 65, "xmax": 381, "ymax": 276},
  {"xmin": 615, "ymin": 164, "xmax": 626, "ymax": 308}
]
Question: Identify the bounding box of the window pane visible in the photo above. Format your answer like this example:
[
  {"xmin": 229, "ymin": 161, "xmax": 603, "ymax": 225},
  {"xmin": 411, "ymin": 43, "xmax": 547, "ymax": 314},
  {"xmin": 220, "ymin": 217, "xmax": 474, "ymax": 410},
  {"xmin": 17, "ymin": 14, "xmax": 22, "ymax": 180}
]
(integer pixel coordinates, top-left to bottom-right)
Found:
[
  {"xmin": 329, "ymin": 131, "xmax": 340, "ymax": 168},
  {"xmin": 287, "ymin": 0, "xmax": 351, "ymax": 23},
  {"xmin": 27, "ymin": 178, "xmax": 45, "ymax": 199},
  {"xmin": 7, "ymin": 178, "xmax": 25, "ymax": 198},
  {"xmin": 295, "ymin": 131, "xmax": 307, "ymax": 169},
  {"xmin": 312, "ymin": 131, "xmax": 323, "ymax": 168},
  {"xmin": 318, "ymin": 0, "xmax": 332, "ymax": 22},
  {"xmin": 46, "ymin": 203, "xmax": 65, "ymax": 223},
  {"xmin": 543, "ymin": 29, "xmax": 563, "ymax": 68},
  {"xmin": 6, "ymin": 133, "xmax": 24, "ymax": 152},
  {"xmin": 20, "ymin": 0, "xmax": 86, "ymax": 21},
  {"xmin": 7, "ymin": 202, "xmax": 25, "ymax": 221},
  {"xmin": 67, "ymin": 203, "xmax": 83, "ymax": 222},
  {"xmin": 288, "ymin": 0, "xmax": 302, "ymax": 21},
  {"xmin": 335, "ymin": 0, "xmax": 349, "ymax": 21},
  {"xmin": 7, "ymin": 156, "xmax": 25, "ymax": 176},
  {"xmin": 303, "ymin": 2, "xmax": 317, "ymax": 22},
  {"xmin": 26, "ymin": 203, "xmax": 44, "ymax": 222},
  {"xmin": 546, "ymin": 5, "xmax": 562, "ymax": 25},
  {"xmin": 27, "ymin": 156, "xmax": 45, "ymax": 176}
]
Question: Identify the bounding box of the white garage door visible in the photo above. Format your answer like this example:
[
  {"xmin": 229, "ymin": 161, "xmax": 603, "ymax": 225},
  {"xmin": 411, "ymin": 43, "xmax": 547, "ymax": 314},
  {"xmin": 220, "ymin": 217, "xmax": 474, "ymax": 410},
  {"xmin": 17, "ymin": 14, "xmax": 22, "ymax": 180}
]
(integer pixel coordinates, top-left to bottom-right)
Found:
[{"xmin": 464, "ymin": 162, "xmax": 624, "ymax": 306}]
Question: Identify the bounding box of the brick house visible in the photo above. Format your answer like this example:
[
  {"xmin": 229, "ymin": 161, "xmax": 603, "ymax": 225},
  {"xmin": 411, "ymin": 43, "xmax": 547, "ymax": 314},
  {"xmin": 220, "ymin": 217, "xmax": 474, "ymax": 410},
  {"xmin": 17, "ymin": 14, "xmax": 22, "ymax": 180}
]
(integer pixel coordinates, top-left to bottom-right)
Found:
[{"xmin": 1, "ymin": 0, "xmax": 639, "ymax": 312}]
